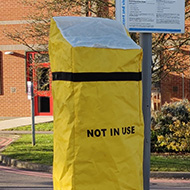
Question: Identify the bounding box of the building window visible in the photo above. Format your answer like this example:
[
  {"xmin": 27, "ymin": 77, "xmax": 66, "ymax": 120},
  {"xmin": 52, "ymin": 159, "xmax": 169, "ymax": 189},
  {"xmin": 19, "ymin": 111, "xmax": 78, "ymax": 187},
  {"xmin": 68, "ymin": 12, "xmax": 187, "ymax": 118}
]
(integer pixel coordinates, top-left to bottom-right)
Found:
[
  {"xmin": 26, "ymin": 52, "xmax": 50, "ymax": 91},
  {"xmin": 173, "ymin": 86, "xmax": 178, "ymax": 92},
  {"xmin": 26, "ymin": 52, "xmax": 53, "ymax": 116},
  {"xmin": 0, "ymin": 51, "xmax": 3, "ymax": 95}
]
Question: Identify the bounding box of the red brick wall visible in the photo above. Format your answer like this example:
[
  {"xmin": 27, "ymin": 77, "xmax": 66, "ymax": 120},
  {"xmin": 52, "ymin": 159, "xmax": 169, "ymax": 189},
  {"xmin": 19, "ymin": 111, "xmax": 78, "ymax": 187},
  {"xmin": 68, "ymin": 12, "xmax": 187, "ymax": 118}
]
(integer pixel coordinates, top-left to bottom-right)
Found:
[
  {"xmin": 0, "ymin": 0, "xmax": 32, "ymax": 117},
  {"xmin": 0, "ymin": 0, "xmax": 33, "ymax": 21},
  {"xmin": 0, "ymin": 0, "xmax": 79, "ymax": 117},
  {"xmin": 1, "ymin": 0, "xmax": 188, "ymax": 116},
  {"xmin": 0, "ymin": 52, "xmax": 3, "ymax": 95},
  {"xmin": 0, "ymin": 50, "xmax": 31, "ymax": 117},
  {"xmin": 161, "ymin": 72, "xmax": 190, "ymax": 105}
]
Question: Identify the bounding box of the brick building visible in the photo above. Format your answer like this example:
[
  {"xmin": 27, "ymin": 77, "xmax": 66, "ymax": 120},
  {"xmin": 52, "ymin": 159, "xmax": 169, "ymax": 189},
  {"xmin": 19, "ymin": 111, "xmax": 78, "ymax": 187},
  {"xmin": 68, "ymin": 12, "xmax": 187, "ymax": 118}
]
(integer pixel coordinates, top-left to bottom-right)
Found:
[
  {"xmin": 161, "ymin": 72, "xmax": 190, "ymax": 104},
  {"xmin": 151, "ymin": 71, "xmax": 190, "ymax": 111},
  {"xmin": 0, "ymin": 0, "xmax": 114, "ymax": 118},
  {"xmin": 0, "ymin": 0, "xmax": 53, "ymax": 117},
  {"xmin": 0, "ymin": 0, "xmax": 189, "ymax": 117},
  {"xmin": 0, "ymin": 0, "xmax": 30, "ymax": 117}
]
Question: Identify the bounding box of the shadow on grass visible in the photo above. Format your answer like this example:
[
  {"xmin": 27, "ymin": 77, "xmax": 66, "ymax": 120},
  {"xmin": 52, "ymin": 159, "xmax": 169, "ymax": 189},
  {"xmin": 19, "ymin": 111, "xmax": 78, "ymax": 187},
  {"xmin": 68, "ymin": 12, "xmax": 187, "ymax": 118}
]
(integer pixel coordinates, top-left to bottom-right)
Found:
[{"xmin": 151, "ymin": 154, "xmax": 190, "ymax": 171}]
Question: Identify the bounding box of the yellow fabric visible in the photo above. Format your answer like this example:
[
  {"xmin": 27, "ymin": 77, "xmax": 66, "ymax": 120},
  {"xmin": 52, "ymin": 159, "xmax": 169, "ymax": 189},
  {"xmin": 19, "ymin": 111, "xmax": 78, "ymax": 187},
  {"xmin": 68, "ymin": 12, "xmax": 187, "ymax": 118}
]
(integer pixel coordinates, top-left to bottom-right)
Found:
[{"xmin": 49, "ymin": 18, "xmax": 144, "ymax": 190}]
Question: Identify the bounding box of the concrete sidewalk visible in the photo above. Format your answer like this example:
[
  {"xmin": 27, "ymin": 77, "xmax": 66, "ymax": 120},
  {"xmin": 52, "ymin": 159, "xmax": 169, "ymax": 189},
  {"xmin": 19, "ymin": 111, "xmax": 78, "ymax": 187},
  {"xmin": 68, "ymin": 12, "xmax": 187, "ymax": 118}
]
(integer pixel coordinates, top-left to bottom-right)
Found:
[
  {"xmin": 0, "ymin": 116, "xmax": 53, "ymax": 152},
  {"xmin": 0, "ymin": 116, "xmax": 53, "ymax": 130}
]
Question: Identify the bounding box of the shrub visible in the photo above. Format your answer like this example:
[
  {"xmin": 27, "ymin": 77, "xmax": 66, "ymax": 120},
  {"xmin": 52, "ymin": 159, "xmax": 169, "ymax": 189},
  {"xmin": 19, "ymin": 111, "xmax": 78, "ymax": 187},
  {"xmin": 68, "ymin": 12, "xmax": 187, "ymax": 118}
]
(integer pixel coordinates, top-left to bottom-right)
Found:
[{"xmin": 151, "ymin": 100, "xmax": 190, "ymax": 153}]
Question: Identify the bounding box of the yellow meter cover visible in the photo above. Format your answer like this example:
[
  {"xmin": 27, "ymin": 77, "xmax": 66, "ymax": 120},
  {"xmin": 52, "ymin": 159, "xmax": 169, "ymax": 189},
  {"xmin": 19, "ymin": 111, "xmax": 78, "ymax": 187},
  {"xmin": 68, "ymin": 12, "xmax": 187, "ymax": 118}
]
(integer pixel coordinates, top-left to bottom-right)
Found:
[{"xmin": 49, "ymin": 16, "xmax": 144, "ymax": 190}]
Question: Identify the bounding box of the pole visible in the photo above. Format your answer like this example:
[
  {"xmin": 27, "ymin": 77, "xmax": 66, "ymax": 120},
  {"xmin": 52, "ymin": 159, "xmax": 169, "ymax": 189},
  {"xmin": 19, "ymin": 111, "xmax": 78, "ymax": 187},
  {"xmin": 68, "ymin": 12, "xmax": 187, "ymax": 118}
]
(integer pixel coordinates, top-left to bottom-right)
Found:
[
  {"xmin": 31, "ymin": 82, "xmax": 35, "ymax": 146},
  {"xmin": 115, "ymin": 0, "xmax": 121, "ymax": 23},
  {"xmin": 182, "ymin": 73, "xmax": 184, "ymax": 99},
  {"xmin": 140, "ymin": 33, "xmax": 152, "ymax": 190}
]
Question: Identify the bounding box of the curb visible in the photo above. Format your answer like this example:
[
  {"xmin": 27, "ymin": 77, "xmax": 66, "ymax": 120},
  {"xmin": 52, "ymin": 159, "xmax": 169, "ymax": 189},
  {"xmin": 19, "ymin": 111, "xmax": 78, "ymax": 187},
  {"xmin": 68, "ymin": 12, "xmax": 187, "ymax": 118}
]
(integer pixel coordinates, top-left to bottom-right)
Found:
[
  {"xmin": 0, "ymin": 154, "xmax": 52, "ymax": 173},
  {"xmin": 0, "ymin": 131, "xmax": 53, "ymax": 134},
  {"xmin": 1, "ymin": 154, "xmax": 190, "ymax": 179},
  {"xmin": 150, "ymin": 171, "xmax": 190, "ymax": 180}
]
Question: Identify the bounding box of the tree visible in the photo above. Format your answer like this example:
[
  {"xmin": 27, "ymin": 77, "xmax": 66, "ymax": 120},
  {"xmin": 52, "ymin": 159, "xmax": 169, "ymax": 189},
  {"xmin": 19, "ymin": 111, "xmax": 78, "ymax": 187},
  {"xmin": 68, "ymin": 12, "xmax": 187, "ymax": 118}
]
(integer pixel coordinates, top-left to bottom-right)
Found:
[
  {"xmin": 151, "ymin": 0, "xmax": 190, "ymax": 83},
  {"xmin": 4, "ymin": 0, "xmax": 190, "ymax": 84},
  {"xmin": 4, "ymin": 0, "xmax": 115, "ymax": 91},
  {"xmin": 4, "ymin": 0, "xmax": 115, "ymax": 53},
  {"xmin": 130, "ymin": 0, "xmax": 190, "ymax": 83},
  {"xmin": 151, "ymin": 100, "xmax": 190, "ymax": 152}
]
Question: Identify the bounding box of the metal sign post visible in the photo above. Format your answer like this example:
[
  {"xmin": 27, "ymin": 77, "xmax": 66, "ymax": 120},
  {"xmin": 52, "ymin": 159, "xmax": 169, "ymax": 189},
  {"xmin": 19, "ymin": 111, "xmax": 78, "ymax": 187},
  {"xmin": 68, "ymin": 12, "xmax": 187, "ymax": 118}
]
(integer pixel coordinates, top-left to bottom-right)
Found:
[
  {"xmin": 27, "ymin": 81, "xmax": 35, "ymax": 146},
  {"xmin": 31, "ymin": 82, "xmax": 35, "ymax": 146},
  {"xmin": 116, "ymin": 1, "xmax": 185, "ymax": 189},
  {"xmin": 140, "ymin": 33, "xmax": 152, "ymax": 190},
  {"xmin": 116, "ymin": 1, "xmax": 152, "ymax": 189}
]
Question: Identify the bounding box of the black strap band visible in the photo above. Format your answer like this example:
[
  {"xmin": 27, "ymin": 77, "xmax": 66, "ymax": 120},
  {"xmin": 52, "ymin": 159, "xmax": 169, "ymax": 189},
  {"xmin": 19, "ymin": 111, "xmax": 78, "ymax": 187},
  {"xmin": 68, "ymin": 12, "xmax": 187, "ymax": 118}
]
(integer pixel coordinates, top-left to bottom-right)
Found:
[{"xmin": 52, "ymin": 72, "xmax": 142, "ymax": 82}]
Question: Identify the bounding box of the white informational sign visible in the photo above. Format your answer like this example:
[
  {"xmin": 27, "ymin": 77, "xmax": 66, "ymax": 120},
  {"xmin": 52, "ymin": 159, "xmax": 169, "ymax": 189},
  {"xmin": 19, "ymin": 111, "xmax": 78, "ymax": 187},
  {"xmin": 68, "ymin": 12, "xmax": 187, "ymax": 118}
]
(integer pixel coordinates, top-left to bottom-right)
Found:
[
  {"xmin": 27, "ymin": 81, "xmax": 32, "ymax": 100},
  {"xmin": 116, "ymin": 0, "xmax": 185, "ymax": 33}
]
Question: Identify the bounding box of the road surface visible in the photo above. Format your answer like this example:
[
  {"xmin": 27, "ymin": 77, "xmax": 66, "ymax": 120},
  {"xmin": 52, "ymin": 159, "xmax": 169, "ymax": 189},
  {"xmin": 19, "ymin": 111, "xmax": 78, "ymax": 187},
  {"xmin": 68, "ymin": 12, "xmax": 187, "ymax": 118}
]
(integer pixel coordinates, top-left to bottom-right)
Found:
[
  {"xmin": 0, "ymin": 165, "xmax": 53, "ymax": 190},
  {"xmin": 1, "ymin": 165, "xmax": 190, "ymax": 190}
]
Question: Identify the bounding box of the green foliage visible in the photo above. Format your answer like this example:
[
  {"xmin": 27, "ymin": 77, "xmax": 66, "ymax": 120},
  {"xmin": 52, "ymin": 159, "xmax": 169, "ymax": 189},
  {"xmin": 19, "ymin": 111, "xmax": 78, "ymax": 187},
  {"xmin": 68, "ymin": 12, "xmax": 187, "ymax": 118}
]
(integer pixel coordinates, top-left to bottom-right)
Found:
[
  {"xmin": 2, "ymin": 132, "xmax": 190, "ymax": 171},
  {"xmin": 151, "ymin": 153, "xmax": 190, "ymax": 172},
  {"xmin": 4, "ymin": 122, "xmax": 53, "ymax": 131},
  {"xmin": 2, "ymin": 121, "xmax": 190, "ymax": 171},
  {"xmin": 151, "ymin": 100, "xmax": 190, "ymax": 153},
  {"xmin": 2, "ymin": 134, "xmax": 53, "ymax": 165}
]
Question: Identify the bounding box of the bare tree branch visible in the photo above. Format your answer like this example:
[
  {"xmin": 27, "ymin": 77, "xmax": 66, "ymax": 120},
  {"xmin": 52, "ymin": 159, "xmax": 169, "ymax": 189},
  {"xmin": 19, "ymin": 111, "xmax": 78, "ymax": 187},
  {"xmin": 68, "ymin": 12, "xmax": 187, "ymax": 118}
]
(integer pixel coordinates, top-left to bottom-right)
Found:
[{"xmin": 3, "ymin": 0, "xmax": 190, "ymax": 84}]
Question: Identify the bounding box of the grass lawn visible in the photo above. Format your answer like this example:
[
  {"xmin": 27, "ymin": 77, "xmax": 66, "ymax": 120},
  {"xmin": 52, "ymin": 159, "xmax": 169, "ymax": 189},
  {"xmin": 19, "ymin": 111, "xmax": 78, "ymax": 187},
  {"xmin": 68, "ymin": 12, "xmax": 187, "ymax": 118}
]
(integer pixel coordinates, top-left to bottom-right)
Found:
[
  {"xmin": 2, "ymin": 133, "xmax": 190, "ymax": 171},
  {"xmin": 3, "ymin": 122, "xmax": 53, "ymax": 131},
  {"xmin": 2, "ymin": 134, "xmax": 53, "ymax": 166},
  {"xmin": 2, "ymin": 122, "xmax": 190, "ymax": 171},
  {"xmin": 151, "ymin": 153, "xmax": 190, "ymax": 172}
]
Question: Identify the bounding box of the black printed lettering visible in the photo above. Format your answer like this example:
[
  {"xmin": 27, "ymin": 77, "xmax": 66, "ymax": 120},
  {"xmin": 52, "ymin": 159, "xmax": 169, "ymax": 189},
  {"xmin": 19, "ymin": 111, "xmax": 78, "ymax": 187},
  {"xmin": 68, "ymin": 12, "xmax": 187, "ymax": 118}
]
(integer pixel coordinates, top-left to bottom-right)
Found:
[
  {"xmin": 87, "ymin": 126, "xmax": 136, "ymax": 138},
  {"xmin": 87, "ymin": 129, "xmax": 94, "ymax": 137},
  {"xmin": 113, "ymin": 128, "xmax": 120, "ymax": 136},
  {"xmin": 127, "ymin": 126, "xmax": 131, "ymax": 134},
  {"xmin": 131, "ymin": 126, "xmax": 135, "ymax": 134},
  {"xmin": 101, "ymin": 129, "xmax": 107, "ymax": 136},
  {"xmin": 87, "ymin": 129, "xmax": 107, "ymax": 137},
  {"xmin": 110, "ymin": 128, "xmax": 113, "ymax": 136},
  {"xmin": 94, "ymin": 129, "xmax": 101, "ymax": 137},
  {"xmin": 122, "ymin": 127, "xmax": 127, "ymax": 135}
]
